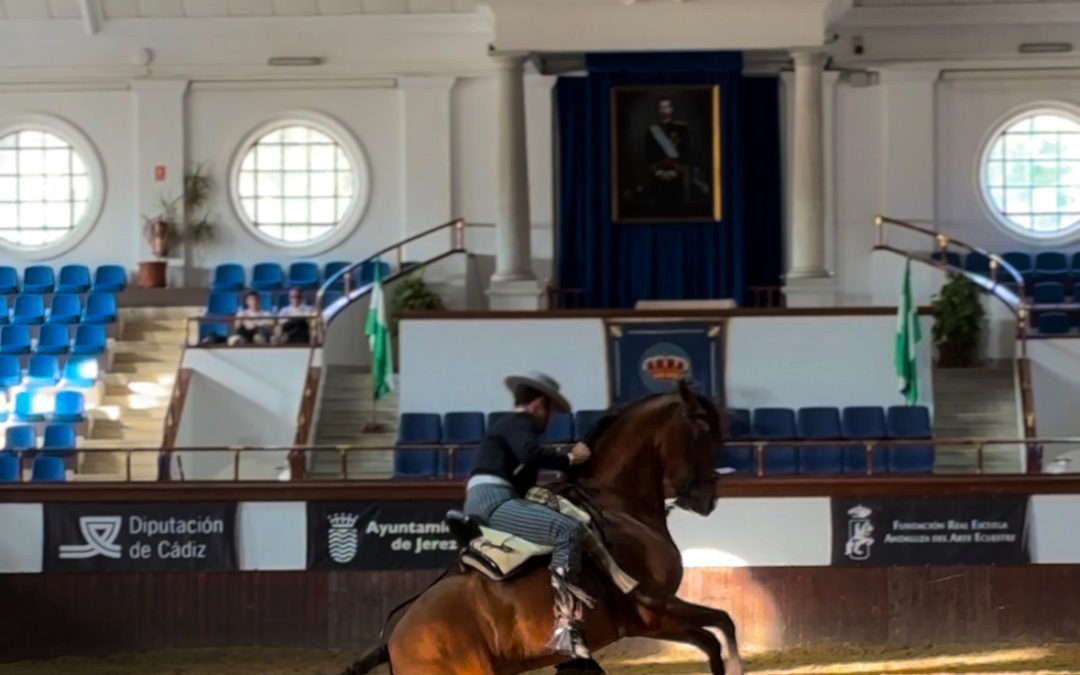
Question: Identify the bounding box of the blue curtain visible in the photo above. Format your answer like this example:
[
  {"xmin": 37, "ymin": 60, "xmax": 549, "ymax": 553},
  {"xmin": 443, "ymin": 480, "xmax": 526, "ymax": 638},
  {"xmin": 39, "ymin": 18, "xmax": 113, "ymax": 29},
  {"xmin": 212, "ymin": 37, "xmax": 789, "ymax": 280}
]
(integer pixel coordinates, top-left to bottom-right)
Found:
[{"xmin": 556, "ymin": 52, "xmax": 780, "ymax": 309}]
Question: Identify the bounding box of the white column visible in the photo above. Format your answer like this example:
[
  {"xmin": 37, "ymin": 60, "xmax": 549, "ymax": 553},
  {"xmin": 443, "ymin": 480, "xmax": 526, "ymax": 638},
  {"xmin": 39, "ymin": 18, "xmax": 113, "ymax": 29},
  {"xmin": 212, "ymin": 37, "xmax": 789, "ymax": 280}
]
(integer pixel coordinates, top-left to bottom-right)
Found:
[
  {"xmin": 486, "ymin": 53, "xmax": 543, "ymax": 310},
  {"xmin": 132, "ymin": 79, "xmax": 189, "ymax": 286},
  {"xmin": 784, "ymin": 50, "xmax": 835, "ymax": 307}
]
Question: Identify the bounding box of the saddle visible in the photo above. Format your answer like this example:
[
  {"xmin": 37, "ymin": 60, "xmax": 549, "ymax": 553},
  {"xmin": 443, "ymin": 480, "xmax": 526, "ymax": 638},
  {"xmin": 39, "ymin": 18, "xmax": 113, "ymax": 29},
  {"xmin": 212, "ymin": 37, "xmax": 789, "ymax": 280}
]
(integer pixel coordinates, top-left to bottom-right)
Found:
[{"xmin": 446, "ymin": 487, "xmax": 638, "ymax": 594}]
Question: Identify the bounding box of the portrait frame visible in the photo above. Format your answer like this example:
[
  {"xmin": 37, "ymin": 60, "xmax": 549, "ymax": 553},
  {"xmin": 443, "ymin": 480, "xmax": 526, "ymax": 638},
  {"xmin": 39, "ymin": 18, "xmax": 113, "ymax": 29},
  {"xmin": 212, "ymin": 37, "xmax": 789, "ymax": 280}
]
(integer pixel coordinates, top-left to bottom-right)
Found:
[{"xmin": 610, "ymin": 84, "xmax": 722, "ymax": 223}]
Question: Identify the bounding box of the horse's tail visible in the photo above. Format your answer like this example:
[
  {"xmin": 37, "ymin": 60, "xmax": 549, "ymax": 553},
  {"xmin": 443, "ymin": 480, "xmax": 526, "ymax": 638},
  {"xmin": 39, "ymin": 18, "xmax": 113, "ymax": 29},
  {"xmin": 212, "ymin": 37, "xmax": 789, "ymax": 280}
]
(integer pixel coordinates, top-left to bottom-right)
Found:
[{"xmin": 339, "ymin": 643, "xmax": 389, "ymax": 675}]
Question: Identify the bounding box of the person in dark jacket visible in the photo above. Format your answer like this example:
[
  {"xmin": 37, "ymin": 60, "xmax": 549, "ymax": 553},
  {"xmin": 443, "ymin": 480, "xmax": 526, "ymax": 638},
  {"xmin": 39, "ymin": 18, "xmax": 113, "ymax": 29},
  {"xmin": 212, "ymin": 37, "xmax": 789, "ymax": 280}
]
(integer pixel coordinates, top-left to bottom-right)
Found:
[{"xmin": 463, "ymin": 372, "xmax": 594, "ymax": 660}]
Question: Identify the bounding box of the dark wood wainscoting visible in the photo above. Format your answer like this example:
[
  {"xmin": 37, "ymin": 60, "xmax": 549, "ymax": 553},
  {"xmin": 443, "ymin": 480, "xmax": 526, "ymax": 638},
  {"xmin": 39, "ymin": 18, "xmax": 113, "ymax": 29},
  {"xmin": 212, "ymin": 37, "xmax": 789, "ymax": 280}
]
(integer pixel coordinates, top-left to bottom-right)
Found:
[{"xmin": 3, "ymin": 565, "xmax": 1080, "ymax": 660}]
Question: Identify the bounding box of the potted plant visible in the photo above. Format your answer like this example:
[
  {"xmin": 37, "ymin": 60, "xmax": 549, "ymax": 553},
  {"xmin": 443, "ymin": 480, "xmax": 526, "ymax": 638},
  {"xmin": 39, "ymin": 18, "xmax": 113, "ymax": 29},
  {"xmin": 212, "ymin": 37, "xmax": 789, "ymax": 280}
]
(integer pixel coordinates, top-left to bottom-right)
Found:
[
  {"xmin": 139, "ymin": 164, "xmax": 217, "ymax": 288},
  {"xmin": 930, "ymin": 273, "xmax": 986, "ymax": 367},
  {"xmin": 391, "ymin": 271, "xmax": 446, "ymax": 334}
]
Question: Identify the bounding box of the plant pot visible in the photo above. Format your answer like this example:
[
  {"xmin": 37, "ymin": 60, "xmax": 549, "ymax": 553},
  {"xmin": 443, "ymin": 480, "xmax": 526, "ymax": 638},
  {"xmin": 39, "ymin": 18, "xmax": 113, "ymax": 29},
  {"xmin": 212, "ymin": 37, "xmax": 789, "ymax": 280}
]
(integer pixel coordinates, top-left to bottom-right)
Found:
[
  {"xmin": 138, "ymin": 260, "xmax": 168, "ymax": 289},
  {"xmin": 936, "ymin": 342, "xmax": 975, "ymax": 368}
]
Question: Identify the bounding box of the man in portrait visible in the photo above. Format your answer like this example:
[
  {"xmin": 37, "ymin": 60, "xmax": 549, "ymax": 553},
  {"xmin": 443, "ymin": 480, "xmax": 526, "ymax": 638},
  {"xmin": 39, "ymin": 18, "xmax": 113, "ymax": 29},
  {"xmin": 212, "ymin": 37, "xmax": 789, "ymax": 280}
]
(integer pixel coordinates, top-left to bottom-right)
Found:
[{"xmin": 644, "ymin": 97, "xmax": 692, "ymax": 217}]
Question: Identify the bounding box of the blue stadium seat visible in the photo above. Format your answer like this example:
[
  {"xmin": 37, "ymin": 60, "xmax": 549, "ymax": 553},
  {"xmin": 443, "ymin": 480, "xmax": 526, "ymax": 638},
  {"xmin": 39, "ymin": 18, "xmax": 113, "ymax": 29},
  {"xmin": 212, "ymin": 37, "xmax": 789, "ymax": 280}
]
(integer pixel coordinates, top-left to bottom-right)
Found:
[
  {"xmin": 56, "ymin": 264, "xmax": 91, "ymax": 294},
  {"xmin": 1071, "ymin": 252, "xmax": 1080, "ymax": 281},
  {"xmin": 751, "ymin": 408, "xmax": 798, "ymax": 475},
  {"xmin": 63, "ymin": 355, "xmax": 99, "ymax": 388},
  {"xmin": 965, "ymin": 253, "xmax": 991, "ymax": 277},
  {"xmin": 0, "ymin": 355, "xmax": 21, "ymax": 389},
  {"xmin": 574, "ymin": 410, "xmax": 608, "ymax": 441},
  {"xmin": 359, "ymin": 260, "xmax": 392, "ymax": 285},
  {"xmin": 52, "ymin": 391, "xmax": 85, "ymax": 424},
  {"xmin": 82, "ymin": 293, "xmax": 116, "ymax": 324},
  {"xmin": 886, "ymin": 406, "xmax": 934, "ymax": 474},
  {"xmin": 13, "ymin": 390, "xmax": 47, "ymax": 422},
  {"xmin": 0, "ymin": 453, "xmax": 18, "ymax": 481},
  {"xmin": 1, "ymin": 325, "xmax": 31, "ymax": 355},
  {"xmin": 26, "ymin": 355, "xmax": 60, "ymax": 387},
  {"xmin": 322, "ymin": 290, "xmax": 343, "ymax": 307},
  {"xmin": 42, "ymin": 423, "xmax": 76, "ymax": 453},
  {"xmin": 47, "ymin": 293, "xmax": 82, "ymax": 324},
  {"xmin": 487, "ymin": 411, "xmax": 515, "ymax": 430},
  {"xmin": 92, "ymin": 265, "xmax": 127, "ymax": 293},
  {"xmin": 394, "ymin": 413, "xmax": 444, "ymax": 478},
  {"xmin": 258, "ymin": 291, "xmax": 277, "ymax": 312},
  {"xmin": 1035, "ymin": 252, "xmax": 1069, "ymax": 284},
  {"xmin": 211, "ymin": 263, "xmax": 245, "ymax": 292},
  {"xmin": 1033, "ymin": 282, "xmax": 1065, "ymax": 304},
  {"xmin": 1038, "ymin": 312, "xmax": 1071, "ymax": 335},
  {"xmin": 199, "ymin": 322, "xmax": 229, "ymax": 343},
  {"xmin": 31, "ymin": 456, "xmax": 65, "ymax": 482},
  {"xmin": 287, "ymin": 262, "xmax": 321, "ymax": 290},
  {"xmin": 796, "ymin": 407, "xmax": 845, "ymax": 475},
  {"xmin": 71, "ymin": 324, "xmax": 106, "ymax": 356},
  {"xmin": 36, "ymin": 324, "xmax": 70, "ymax": 356},
  {"xmin": 842, "ymin": 406, "xmax": 888, "ymax": 474},
  {"xmin": 5, "ymin": 424, "xmax": 35, "ymax": 452},
  {"xmin": 0, "ymin": 296, "xmax": 8, "ymax": 326},
  {"xmin": 541, "ymin": 413, "xmax": 574, "ymax": 444},
  {"xmin": 22, "ymin": 266, "xmax": 54, "ymax": 294},
  {"xmin": 444, "ymin": 412, "xmax": 485, "ymax": 479},
  {"xmin": 0, "ymin": 267, "xmax": 18, "ymax": 295},
  {"xmin": 1002, "ymin": 252, "xmax": 1033, "ymax": 284},
  {"xmin": 930, "ymin": 251, "xmax": 962, "ymax": 268},
  {"xmin": 716, "ymin": 407, "xmax": 754, "ymax": 474},
  {"xmin": 206, "ymin": 291, "xmax": 239, "ymax": 315},
  {"xmin": 12, "ymin": 294, "xmax": 44, "ymax": 325},
  {"xmin": 324, "ymin": 261, "xmax": 350, "ymax": 291},
  {"xmin": 251, "ymin": 263, "xmax": 285, "ymax": 292}
]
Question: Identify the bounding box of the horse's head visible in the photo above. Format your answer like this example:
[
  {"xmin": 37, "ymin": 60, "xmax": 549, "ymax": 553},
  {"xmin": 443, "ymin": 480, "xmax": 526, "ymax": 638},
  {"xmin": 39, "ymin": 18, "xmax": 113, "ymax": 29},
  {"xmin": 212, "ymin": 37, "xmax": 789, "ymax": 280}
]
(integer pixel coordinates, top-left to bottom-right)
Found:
[{"xmin": 661, "ymin": 379, "xmax": 722, "ymax": 516}]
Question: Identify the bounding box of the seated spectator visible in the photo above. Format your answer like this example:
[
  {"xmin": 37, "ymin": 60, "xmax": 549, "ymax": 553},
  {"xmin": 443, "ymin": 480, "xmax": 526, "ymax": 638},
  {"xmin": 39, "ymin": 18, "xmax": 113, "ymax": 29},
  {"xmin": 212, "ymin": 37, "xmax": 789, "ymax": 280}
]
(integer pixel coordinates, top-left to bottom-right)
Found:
[
  {"xmin": 231, "ymin": 291, "xmax": 273, "ymax": 346},
  {"xmin": 276, "ymin": 287, "xmax": 315, "ymax": 345}
]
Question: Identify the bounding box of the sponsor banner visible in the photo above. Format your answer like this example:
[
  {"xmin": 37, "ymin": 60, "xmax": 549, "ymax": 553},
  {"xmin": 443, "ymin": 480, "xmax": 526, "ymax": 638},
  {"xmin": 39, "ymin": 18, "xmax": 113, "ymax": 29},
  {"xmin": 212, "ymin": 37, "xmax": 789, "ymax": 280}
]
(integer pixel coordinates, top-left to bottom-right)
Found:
[
  {"xmin": 833, "ymin": 497, "xmax": 1030, "ymax": 566},
  {"xmin": 307, "ymin": 501, "xmax": 459, "ymax": 570},
  {"xmin": 43, "ymin": 502, "xmax": 236, "ymax": 572},
  {"xmin": 606, "ymin": 321, "xmax": 724, "ymax": 405}
]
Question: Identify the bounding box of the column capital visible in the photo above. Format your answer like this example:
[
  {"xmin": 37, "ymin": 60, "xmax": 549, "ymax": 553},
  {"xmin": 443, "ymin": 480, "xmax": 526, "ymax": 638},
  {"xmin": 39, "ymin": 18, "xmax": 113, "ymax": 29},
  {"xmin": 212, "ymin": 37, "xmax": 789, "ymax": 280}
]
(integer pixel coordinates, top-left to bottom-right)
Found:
[
  {"xmin": 790, "ymin": 49, "xmax": 828, "ymax": 69},
  {"xmin": 489, "ymin": 51, "xmax": 531, "ymax": 71},
  {"xmin": 396, "ymin": 75, "xmax": 457, "ymax": 92}
]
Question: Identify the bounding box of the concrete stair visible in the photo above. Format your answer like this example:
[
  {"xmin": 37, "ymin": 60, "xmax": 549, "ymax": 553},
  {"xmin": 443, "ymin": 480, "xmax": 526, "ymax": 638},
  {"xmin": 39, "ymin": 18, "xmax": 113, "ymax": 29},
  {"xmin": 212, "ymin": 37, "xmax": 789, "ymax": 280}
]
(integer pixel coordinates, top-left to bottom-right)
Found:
[
  {"xmin": 78, "ymin": 306, "xmax": 195, "ymax": 481},
  {"xmin": 932, "ymin": 362, "xmax": 1024, "ymax": 473},
  {"xmin": 311, "ymin": 366, "xmax": 399, "ymax": 479}
]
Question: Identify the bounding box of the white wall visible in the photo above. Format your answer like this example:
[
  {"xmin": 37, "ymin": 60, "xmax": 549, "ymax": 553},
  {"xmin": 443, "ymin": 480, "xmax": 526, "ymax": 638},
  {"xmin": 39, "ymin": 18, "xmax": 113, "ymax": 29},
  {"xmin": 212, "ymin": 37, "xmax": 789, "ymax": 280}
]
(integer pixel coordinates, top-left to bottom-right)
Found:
[
  {"xmin": 1028, "ymin": 339, "xmax": 1080, "ymax": 464},
  {"xmin": 726, "ymin": 314, "xmax": 933, "ymax": 410},
  {"xmin": 399, "ymin": 313, "xmax": 934, "ymax": 415},
  {"xmin": 174, "ymin": 347, "xmax": 314, "ymax": 479}
]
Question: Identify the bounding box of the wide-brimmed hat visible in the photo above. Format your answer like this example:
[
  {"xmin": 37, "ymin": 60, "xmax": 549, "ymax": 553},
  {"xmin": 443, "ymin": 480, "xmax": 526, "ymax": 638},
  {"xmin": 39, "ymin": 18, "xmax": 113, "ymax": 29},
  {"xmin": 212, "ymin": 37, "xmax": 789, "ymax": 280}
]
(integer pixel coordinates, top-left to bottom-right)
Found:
[{"xmin": 504, "ymin": 371, "xmax": 571, "ymax": 413}]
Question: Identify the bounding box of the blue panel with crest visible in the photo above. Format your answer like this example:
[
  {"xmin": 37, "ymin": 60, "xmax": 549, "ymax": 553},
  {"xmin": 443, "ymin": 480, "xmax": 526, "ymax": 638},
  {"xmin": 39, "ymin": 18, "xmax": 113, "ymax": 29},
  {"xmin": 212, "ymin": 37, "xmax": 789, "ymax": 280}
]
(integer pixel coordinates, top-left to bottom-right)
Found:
[{"xmin": 606, "ymin": 321, "xmax": 723, "ymax": 405}]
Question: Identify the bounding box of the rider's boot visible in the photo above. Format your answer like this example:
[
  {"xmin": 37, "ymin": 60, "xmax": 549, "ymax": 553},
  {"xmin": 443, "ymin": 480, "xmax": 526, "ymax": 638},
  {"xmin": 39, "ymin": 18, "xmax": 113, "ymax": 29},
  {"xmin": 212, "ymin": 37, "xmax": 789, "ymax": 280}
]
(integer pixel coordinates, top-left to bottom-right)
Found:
[{"xmin": 550, "ymin": 566, "xmax": 596, "ymax": 660}]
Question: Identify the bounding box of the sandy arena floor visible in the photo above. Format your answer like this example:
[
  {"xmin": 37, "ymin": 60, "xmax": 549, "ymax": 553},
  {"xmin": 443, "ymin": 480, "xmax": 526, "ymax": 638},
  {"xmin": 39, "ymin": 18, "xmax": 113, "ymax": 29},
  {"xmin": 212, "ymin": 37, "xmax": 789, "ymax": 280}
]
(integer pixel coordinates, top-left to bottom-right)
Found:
[{"xmin": 3, "ymin": 641, "xmax": 1080, "ymax": 675}]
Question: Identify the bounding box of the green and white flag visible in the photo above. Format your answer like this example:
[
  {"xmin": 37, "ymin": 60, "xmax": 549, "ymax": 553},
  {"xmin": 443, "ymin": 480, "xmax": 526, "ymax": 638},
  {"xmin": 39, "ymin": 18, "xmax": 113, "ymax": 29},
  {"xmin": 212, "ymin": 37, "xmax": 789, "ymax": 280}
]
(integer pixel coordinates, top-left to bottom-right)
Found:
[
  {"xmin": 365, "ymin": 262, "xmax": 393, "ymax": 400},
  {"xmin": 894, "ymin": 258, "xmax": 922, "ymax": 405}
]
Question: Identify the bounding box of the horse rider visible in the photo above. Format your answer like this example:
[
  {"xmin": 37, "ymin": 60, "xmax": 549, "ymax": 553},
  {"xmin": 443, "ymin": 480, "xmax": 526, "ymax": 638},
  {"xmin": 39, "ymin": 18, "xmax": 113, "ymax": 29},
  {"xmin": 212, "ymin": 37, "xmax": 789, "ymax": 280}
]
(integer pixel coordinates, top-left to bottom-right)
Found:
[{"xmin": 463, "ymin": 372, "xmax": 596, "ymax": 660}]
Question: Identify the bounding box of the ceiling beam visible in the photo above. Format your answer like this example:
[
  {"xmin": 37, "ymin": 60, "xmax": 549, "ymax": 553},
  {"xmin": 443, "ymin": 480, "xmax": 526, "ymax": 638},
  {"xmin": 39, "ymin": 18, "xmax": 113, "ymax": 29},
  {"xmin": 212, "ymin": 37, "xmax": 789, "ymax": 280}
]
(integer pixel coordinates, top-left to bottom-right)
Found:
[{"xmin": 78, "ymin": 0, "xmax": 104, "ymax": 36}]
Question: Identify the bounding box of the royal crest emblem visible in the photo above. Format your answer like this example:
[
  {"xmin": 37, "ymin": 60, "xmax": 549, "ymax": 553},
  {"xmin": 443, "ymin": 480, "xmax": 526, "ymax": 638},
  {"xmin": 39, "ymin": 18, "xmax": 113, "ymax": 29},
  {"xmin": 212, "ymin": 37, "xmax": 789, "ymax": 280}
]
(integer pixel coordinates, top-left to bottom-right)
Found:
[
  {"xmin": 639, "ymin": 342, "xmax": 692, "ymax": 393},
  {"xmin": 844, "ymin": 504, "xmax": 874, "ymax": 561},
  {"xmin": 327, "ymin": 512, "xmax": 360, "ymax": 564}
]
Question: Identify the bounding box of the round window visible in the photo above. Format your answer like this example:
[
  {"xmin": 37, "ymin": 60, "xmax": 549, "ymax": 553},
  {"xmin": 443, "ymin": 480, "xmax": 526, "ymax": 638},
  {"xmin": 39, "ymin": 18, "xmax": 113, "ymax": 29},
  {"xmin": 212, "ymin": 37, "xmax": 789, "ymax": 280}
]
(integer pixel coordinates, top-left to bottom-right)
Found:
[
  {"xmin": 981, "ymin": 109, "xmax": 1080, "ymax": 241},
  {"xmin": 231, "ymin": 116, "xmax": 368, "ymax": 249},
  {"xmin": 0, "ymin": 124, "xmax": 101, "ymax": 251}
]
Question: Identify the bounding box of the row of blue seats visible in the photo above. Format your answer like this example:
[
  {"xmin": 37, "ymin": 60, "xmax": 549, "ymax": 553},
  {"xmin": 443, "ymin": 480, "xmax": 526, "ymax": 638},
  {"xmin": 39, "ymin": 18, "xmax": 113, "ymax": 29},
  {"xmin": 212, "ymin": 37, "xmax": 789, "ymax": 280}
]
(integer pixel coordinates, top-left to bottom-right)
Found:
[
  {"xmin": 4, "ymin": 423, "xmax": 77, "ymax": 452},
  {"xmin": 0, "ymin": 354, "xmax": 99, "ymax": 389},
  {"xmin": 934, "ymin": 250, "xmax": 1080, "ymax": 284},
  {"xmin": 720, "ymin": 406, "xmax": 932, "ymax": 475},
  {"xmin": 205, "ymin": 290, "xmax": 317, "ymax": 316},
  {"xmin": 0, "ymin": 293, "xmax": 116, "ymax": 326},
  {"xmin": 0, "ymin": 454, "xmax": 66, "ymax": 482},
  {"xmin": 0, "ymin": 265, "xmax": 126, "ymax": 295},
  {"xmin": 2, "ymin": 390, "xmax": 86, "ymax": 424},
  {"xmin": 392, "ymin": 406, "xmax": 933, "ymax": 478},
  {"xmin": 210, "ymin": 260, "xmax": 393, "ymax": 293},
  {"xmin": 0, "ymin": 324, "xmax": 106, "ymax": 357}
]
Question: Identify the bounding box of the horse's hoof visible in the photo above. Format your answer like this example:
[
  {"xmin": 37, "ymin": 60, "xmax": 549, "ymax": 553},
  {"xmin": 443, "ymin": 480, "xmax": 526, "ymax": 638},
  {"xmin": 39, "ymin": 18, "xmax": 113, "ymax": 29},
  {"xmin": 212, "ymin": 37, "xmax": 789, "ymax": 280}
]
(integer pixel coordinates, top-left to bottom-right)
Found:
[{"xmin": 555, "ymin": 658, "xmax": 606, "ymax": 674}]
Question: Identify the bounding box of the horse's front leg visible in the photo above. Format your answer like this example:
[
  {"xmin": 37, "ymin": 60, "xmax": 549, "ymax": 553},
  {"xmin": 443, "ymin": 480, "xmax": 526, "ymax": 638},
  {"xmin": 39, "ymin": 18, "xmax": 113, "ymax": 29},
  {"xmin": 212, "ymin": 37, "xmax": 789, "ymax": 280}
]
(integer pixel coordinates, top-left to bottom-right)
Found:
[{"xmin": 632, "ymin": 596, "xmax": 742, "ymax": 675}]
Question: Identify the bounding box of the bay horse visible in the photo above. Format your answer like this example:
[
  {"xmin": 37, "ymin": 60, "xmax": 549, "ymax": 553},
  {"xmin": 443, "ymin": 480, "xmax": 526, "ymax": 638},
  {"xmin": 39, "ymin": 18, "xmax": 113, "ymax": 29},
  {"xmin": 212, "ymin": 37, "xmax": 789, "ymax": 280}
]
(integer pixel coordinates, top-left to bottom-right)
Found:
[{"xmin": 342, "ymin": 380, "xmax": 742, "ymax": 675}]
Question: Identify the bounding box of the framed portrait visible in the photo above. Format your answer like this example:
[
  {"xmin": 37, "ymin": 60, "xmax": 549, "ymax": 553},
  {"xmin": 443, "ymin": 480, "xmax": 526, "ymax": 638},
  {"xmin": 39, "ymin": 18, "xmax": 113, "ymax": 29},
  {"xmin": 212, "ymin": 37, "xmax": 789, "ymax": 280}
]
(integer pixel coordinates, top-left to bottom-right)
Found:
[{"xmin": 611, "ymin": 85, "xmax": 721, "ymax": 223}]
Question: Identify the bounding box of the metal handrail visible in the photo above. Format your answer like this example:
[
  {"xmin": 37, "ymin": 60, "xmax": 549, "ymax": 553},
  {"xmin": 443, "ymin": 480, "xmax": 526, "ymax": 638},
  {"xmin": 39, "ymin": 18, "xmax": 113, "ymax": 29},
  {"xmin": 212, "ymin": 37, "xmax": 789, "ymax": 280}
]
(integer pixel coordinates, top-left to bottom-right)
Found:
[
  {"xmin": 314, "ymin": 218, "xmax": 466, "ymax": 318},
  {"xmin": 3, "ymin": 438, "xmax": 1073, "ymax": 483}
]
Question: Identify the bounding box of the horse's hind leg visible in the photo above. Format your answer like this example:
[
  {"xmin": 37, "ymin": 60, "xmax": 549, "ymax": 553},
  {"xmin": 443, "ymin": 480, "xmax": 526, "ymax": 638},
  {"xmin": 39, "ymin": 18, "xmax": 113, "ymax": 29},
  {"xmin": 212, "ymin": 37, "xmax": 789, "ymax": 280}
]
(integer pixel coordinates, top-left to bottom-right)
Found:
[
  {"xmin": 634, "ymin": 597, "xmax": 742, "ymax": 675},
  {"xmin": 653, "ymin": 627, "xmax": 726, "ymax": 675}
]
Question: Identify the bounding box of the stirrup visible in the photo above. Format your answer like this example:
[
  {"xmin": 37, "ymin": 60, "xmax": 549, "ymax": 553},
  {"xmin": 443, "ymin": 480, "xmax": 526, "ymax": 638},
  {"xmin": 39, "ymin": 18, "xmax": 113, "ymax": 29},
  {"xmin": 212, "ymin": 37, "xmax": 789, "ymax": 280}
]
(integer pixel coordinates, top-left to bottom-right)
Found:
[{"xmin": 551, "ymin": 617, "xmax": 591, "ymax": 660}]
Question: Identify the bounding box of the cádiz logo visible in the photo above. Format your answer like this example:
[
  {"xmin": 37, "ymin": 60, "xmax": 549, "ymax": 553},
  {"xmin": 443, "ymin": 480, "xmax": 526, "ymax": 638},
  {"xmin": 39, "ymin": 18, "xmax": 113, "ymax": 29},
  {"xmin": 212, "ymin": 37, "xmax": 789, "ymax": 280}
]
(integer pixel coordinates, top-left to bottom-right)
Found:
[
  {"xmin": 639, "ymin": 342, "xmax": 691, "ymax": 393},
  {"xmin": 59, "ymin": 516, "xmax": 123, "ymax": 560},
  {"xmin": 327, "ymin": 512, "xmax": 360, "ymax": 564},
  {"xmin": 844, "ymin": 505, "xmax": 874, "ymax": 561}
]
